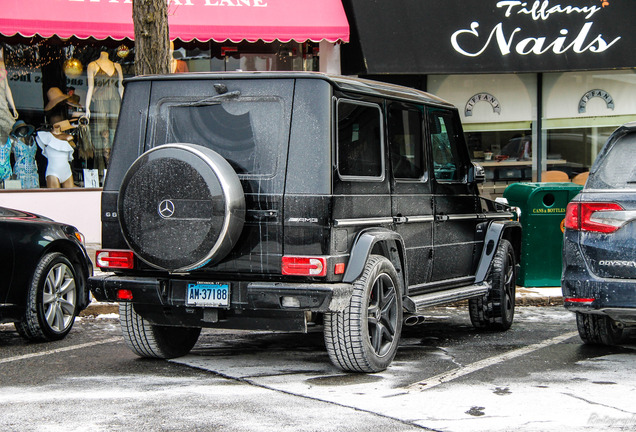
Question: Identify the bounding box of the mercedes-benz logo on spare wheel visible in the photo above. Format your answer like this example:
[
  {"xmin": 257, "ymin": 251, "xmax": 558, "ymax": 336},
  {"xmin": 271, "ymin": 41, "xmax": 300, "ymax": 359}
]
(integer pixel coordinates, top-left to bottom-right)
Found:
[{"xmin": 158, "ymin": 199, "xmax": 175, "ymax": 219}]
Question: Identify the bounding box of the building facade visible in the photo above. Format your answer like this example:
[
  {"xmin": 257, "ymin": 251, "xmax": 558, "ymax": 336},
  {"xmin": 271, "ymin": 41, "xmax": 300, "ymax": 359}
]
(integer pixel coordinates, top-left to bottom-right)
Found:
[
  {"xmin": 341, "ymin": 0, "xmax": 636, "ymax": 197},
  {"xmin": 0, "ymin": 0, "xmax": 349, "ymax": 242}
]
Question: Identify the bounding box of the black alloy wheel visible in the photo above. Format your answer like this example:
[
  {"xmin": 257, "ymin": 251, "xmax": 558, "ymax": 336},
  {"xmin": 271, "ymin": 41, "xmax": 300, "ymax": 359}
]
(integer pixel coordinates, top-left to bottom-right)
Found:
[
  {"xmin": 469, "ymin": 239, "xmax": 516, "ymax": 330},
  {"xmin": 324, "ymin": 255, "xmax": 403, "ymax": 373}
]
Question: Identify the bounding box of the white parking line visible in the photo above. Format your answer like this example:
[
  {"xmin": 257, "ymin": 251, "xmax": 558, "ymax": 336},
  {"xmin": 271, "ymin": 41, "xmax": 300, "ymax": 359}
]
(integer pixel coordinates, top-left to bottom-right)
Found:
[
  {"xmin": 0, "ymin": 337, "xmax": 121, "ymax": 365},
  {"xmin": 407, "ymin": 331, "xmax": 579, "ymax": 391}
]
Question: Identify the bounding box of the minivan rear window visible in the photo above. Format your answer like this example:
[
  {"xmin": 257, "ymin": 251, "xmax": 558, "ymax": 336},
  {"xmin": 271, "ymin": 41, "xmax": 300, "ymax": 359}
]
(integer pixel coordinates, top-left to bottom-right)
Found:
[
  {"xmin": 588, "ymin": 133, "xmax": 636, "ymax": 189},
  {"xmin": 156, "ymin": 97, "xmax": 284, "ymax": 177}
]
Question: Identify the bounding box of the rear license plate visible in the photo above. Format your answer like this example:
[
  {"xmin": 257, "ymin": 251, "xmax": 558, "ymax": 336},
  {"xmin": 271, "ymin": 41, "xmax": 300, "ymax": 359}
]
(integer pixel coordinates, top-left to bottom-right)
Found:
[{"xmin": 186, "ymin": 282, "xmax": 229, "ymax": 307}]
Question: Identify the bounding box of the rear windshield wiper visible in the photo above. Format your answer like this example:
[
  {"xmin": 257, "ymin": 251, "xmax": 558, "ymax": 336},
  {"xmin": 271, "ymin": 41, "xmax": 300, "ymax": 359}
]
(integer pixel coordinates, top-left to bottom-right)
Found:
[{"xmin": 175, "ymin": 91, "xmax": 241, "ymax": 107}]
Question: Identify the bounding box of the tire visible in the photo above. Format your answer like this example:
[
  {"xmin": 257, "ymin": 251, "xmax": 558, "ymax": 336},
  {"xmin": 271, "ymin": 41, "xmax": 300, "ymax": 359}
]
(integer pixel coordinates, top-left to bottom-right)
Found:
[
  {"xmin": 15, "ymin": 252, "xmax": 79, "ymax": 341},
  {"xmin": 576, "ymin": 312, "xmax": 624, "ymax": 345},
  {"xmin": 118, "ymin": 143, "xmax": 245, "ymax": 272},
  {"xmin": 469, "ymin": 239, "xmax": 516, "ymax": 330},
  {"xmin": 324, "ymin": 255, "xmax": 403, "ymax": 373},
  {"xmin": 119, "ymin": 303, "xmax": 201, "ymax": 359}
]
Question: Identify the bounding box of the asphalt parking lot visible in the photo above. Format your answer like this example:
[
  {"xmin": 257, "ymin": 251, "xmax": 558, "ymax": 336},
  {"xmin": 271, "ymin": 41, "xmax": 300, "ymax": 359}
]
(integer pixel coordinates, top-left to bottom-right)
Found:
[{"xmin": 2, "ymin": 304, "xmax": 635, "ymax": 431}]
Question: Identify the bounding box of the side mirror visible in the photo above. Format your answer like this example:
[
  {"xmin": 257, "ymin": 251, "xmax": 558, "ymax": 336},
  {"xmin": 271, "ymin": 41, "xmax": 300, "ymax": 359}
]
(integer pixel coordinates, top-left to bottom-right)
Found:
[{"xmin": 470, "ymin": 162, "xmax": 486, "ymax": 184}]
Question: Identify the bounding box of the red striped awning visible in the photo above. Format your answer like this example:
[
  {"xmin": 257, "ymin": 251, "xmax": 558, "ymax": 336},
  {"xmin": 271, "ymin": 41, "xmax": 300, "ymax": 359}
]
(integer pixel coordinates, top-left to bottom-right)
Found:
[{"xmin": 0, "ymin": 0, "xmax": 349, "ymax": 43}]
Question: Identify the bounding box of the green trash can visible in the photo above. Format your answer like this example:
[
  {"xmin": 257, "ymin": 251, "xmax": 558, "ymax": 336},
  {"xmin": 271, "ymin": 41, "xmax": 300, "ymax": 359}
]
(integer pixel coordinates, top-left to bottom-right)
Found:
[{"xmin": 503, "ymin": 182, "xmax": 583, "ymax": 287}]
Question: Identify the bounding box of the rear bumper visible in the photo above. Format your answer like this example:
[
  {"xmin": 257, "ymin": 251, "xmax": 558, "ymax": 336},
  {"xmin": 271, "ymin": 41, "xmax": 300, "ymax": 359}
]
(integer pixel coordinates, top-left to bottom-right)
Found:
[
  {"xmin": 562, "ymin": 237, "xmax": 636, "ymax": 323},
  {"xmin": 88, "ymin": 273, "xmax": 353, "ymax": 313}
]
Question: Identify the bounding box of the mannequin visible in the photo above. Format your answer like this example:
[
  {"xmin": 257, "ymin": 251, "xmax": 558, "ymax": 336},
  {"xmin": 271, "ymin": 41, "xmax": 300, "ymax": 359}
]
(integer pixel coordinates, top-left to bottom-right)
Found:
[
  {"xmin": 170, "ymin": 41, "xmax": 189, "ymax": 74},
  {"xmin": 9, "ymin": 120, "xmax": 39, "ymax": 189},
  {"xmin": 85, "ymin": 51, "xmax": 123, "ymax": 180},
  {"xmin": 85, "ymin": 51, "xmax": 123, "ymax": 118},
  {"xmin": 36, "ymin": 120, "xmax": 76, "ymax": 188},
  {"xmin": 0, "ymin": 48, "xmax": 19, "ymax": 146}
]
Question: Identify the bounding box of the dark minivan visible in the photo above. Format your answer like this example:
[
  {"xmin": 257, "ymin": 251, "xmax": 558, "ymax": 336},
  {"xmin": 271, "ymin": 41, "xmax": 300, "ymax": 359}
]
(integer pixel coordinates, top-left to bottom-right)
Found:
[
  {"xmin": 89, "ymin": 72, "xmax": 521, "ymax": 372},
  {"xmin": 563, "ymin": 121, "xmax": 636, "ymax": 345}
]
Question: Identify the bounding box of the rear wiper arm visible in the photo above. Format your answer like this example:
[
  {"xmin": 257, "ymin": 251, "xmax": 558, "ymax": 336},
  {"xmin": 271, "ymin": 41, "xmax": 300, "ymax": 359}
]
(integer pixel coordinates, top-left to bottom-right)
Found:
[{"xmin": 177, "ymin": 91, "xmax": 241, "ymax": 107}]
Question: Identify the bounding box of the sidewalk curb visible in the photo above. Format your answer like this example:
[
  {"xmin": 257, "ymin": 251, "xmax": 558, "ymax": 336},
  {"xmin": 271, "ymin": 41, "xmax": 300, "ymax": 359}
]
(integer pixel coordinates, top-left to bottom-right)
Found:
[
  {"xmin": 80, "ymin": 303, "xmax": 118, "ymax": 317},
  {"xmin": 516, "ymin": 287, "xmax": 564, "ymax": 307}
]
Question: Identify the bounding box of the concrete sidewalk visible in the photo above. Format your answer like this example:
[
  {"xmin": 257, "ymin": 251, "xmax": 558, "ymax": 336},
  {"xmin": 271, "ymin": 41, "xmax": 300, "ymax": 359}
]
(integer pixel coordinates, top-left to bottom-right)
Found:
[{"xmin": 516, "ymin": 287, "xmax": 564, "ymax": 306}]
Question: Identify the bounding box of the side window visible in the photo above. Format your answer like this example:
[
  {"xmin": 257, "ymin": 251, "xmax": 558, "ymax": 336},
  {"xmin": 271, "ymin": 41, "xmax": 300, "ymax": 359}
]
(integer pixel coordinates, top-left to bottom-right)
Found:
[
  {"xmin": 337, "ymin": 100, "xmax": 384, "ymax": 180},
  {"xmin": 388, "ymin": 105, "xmax": 425, "ymax": 180},
  {"xmin": 428, "ymin": 107, "xmax": 464, "ymax": 181}
]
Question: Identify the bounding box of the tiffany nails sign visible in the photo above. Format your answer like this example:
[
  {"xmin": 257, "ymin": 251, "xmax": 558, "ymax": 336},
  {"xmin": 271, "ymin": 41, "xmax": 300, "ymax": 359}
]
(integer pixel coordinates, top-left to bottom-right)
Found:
[
  {"xmin": 343, "ymin": 0, "xmax": 633, "ymax": 74},
  {"xmin": 451, "ymin": 1, "xmax": 620, "ymax": 58}
]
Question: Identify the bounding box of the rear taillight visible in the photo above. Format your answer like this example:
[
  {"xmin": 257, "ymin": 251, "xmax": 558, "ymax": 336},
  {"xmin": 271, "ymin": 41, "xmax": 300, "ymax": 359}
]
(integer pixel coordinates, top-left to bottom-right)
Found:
[
  {"xmin": 281, "ymin": 256, "xmax": 327, "ymax": 277},
  {"xmin": 96, "ymin": 250, "xmax": 135, "ymax": 269},
  {"xmin": 564, "ymin": 202, "xmax": 624, "ymax": 233},
  {"xmin": 116, "ymin": 289, "xmax": 134, "ymax": 301},
  {"xmin": 564, "ymin": 297, "xmax": 594, "ymax": 305}
]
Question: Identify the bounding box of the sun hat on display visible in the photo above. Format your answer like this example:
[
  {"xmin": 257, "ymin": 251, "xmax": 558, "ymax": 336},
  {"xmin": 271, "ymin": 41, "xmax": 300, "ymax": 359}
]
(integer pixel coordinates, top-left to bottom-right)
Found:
[
  {"xmin": 44, "ymin": 87, "xmax": 71, "ymax": 111},
  {"xmin": 10, "ymin": 120, "xmax": 35, "ymax": 137}
]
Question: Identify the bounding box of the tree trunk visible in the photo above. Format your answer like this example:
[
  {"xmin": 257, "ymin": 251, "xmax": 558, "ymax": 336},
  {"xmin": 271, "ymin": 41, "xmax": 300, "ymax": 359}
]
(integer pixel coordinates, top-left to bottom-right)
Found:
[{"xmin": 133, "ymin": 0, "xmax": 170, "ymax": 76}]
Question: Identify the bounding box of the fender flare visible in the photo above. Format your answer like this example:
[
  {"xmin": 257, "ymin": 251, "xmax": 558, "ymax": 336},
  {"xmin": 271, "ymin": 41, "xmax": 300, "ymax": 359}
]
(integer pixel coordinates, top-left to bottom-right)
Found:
[
  {"xmin": 474, "ymin": 220, "xmax": 522, "ymax": 283},
  {"xmin": 343, "ymin": 228, "xmax": 408, "ymax": 291}
]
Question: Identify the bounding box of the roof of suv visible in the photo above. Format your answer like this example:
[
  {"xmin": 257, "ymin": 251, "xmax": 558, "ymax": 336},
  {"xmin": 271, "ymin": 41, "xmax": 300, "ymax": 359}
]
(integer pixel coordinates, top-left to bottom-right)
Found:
[{"xmin": 124, "ymin": 71, "xmax": 453, "ymax": 108}]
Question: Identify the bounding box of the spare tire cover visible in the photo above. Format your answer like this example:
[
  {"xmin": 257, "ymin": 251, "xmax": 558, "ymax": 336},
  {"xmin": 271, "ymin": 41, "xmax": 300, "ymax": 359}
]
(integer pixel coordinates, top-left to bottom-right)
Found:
[{"xmin": 118, "ymin": 143, "xmax": 245, "ymax": 272}]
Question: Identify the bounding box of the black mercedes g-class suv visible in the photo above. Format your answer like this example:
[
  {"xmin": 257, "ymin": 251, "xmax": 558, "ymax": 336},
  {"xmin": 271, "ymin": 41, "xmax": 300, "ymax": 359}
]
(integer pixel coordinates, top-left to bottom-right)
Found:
[{"xmin": 89, "ymin": 72, "xmax": 521, "ymax": 372}]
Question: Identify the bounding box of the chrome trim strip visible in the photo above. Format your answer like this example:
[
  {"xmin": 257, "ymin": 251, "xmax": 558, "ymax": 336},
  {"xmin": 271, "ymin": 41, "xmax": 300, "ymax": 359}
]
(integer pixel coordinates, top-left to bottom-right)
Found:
[
  {"xmin": 583, "ymin": 188, "xmax": 636, "ymax": 193},
  {"xmin": 406, "ymin": 215, "xmax": 435, "ymax": 223},
  {"xmin": 482, "ymin": 212, "xmax": 514, "ymax": 219},
  {"xmin": 443, "ymin": 213, "xmax": 514, "ymax": 221},
  {"xmin": 446, "ymin": 214, "xmax": 480, "ymax": 221},
  {"xmin": 333, "ymin": 217, "xmax": 395, "ymax": 227},
  {"xmin": 591, "ymin": 210, "xmax": 636, "ymax": 227},
  {"xmin": 409, "ymin": 282, "xmax": 490, "ymax": 311}
]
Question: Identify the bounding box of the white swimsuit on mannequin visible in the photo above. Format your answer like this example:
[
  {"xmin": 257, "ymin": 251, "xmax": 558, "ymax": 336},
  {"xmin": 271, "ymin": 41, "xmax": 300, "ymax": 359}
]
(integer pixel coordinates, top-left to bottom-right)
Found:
[{"xmin": 36, "ymin": 131, "xmax": 74, "ymax": 182}]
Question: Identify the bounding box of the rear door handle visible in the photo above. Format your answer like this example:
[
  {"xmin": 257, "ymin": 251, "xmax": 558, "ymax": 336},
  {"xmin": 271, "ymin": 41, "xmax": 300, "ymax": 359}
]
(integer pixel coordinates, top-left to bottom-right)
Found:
[{"xmin": 248, "ymin": 209, "xmax": 278, "ymax": 221}]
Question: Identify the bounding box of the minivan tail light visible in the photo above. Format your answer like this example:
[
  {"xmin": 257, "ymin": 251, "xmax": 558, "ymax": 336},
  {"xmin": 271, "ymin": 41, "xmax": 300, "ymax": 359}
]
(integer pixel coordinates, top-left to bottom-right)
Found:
[
  {"xmin": 564, "ymin": 202, "xmax": 624, "ymax": 233},
  {"xmin": 281, "ymin": 256, "xmax": 327, "ymax": 277},
  {"xmin": 564, "ymin": 297, "xmax": 594, "ymax": 305},
  {"xmin": 96, "ymin": 250, "xmax": 135, "ymax": 269}
]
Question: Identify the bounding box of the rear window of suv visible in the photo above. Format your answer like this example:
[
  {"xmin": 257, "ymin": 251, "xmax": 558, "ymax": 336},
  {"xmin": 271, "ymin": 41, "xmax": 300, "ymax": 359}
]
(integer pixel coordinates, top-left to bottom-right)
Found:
[
  {"xmin": 154, "ymin": 96, "xmax": 285, "ymax": 177},
  {"xmin": 587, "ymin": 133, "xmax": 636, "ymax": 189}
]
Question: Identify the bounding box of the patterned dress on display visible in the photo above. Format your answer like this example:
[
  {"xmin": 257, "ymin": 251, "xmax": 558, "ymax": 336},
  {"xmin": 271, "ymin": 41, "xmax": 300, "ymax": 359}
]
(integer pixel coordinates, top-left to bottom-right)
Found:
[
  {"xmin": 0, "ymin": 138, "xmax": 11, "ymax": 181},
  {"xmin": 11, "ymin": 134, "xmax": 39, "ymax": 189}
]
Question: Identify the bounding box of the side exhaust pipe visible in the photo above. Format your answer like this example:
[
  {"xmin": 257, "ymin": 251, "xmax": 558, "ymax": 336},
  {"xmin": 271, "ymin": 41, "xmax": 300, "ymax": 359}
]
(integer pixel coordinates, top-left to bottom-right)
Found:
[{"xmin": 404, "ymin": 314, "xmax": 426, "ymax": 326}]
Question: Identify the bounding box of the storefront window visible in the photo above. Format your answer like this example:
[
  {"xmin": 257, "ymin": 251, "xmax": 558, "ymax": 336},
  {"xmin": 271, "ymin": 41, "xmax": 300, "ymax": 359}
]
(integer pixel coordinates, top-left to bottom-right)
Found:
[
  {"xmin": 210, "ymin": 41, "xmax": 319, "ymax": 72},
  {"xmin": 0, "ymin": 41, "xmax": 135, "ymax": 190},
  {"xmin": 465, "ymin": 129, "xmax": 533, "ymax": 183},
  {"xmin": 542, "ymin": 70, "xmax": 636, "ymax": 182},
  {"xmin": 0, "ymin": 39, "xmax": 322, "ymax": 192},
  {"xmin": 429, "ymin": 71, "xmax": 636, "ymax": 198}
]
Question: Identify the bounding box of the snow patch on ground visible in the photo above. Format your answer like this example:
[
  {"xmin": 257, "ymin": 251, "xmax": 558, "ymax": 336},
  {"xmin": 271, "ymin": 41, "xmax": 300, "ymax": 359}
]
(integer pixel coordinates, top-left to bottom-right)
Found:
[{"xmin": 174, "ymin": 350, "xmax": 636, "ymax": 432}]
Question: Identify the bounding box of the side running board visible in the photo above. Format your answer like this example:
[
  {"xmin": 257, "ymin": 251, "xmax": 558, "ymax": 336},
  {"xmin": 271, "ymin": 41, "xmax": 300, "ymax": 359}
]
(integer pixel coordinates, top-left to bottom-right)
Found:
[{"xmin": 405, "ymin": 282, "xmax": 491, "ymax": 313}]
